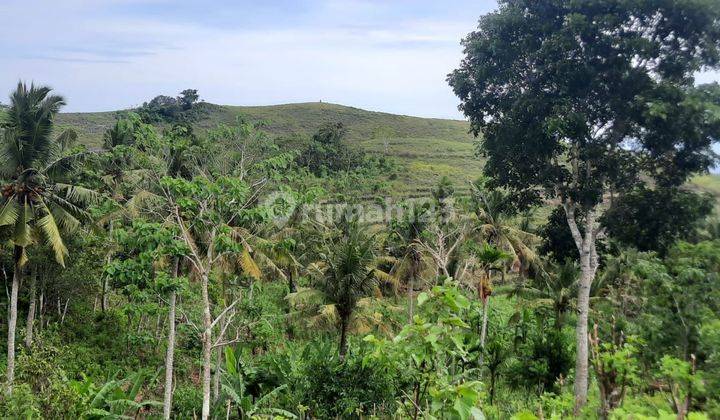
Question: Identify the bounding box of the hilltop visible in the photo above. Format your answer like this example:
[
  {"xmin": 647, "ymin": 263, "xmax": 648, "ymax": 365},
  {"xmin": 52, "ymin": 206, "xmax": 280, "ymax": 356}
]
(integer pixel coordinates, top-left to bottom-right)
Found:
[
  {"xmin": 57, "ymin": 102, "xmax": 482, "ymax": 198},
  {"xmin": 56, "ymin": 101, "xmax": 720, "ymax": 201}
]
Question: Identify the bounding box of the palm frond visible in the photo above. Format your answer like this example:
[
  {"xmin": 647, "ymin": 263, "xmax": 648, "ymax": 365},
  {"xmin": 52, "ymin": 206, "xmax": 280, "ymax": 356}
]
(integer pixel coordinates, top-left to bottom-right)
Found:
[
  {"xmin": 35, "ymin": 198, "xmax": 68, "ymax": 266},
  {"xmin": 239, "ymin": 247, "xmax": 262, "ymax": 280},
  {"xmin": 0, "ymin": 198, "xmax": 19, "ymax": 226}
]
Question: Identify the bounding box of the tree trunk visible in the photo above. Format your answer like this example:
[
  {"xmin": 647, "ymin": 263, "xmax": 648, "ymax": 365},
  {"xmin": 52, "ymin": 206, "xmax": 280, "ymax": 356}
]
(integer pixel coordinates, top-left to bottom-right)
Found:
[
  {"xmin": 339, "ymin": 316, "xmax": 349, "ymax": 360},
  {"xmin": 213, "ymin": 311, "xmax": 226, "ymax": 402},
  {"xmin": 564, "ymin": 202, "xmax": 599, "ymax": 415},
  {"xmin": 408, "ymin": 275, "xmax": 414, "ymax": 323},
  {"xmin": 201, "ymin": 273, "xmax": 213, "ymax": 420},
  {"xmin": 101, "ymin": 277, "xmax": 108, "ymax": 312},
  {"xmin": 574, "ymin": 253, "xmax": 593, "ymax": 412},
  {"xmin": 6, "ymin": 246, "xmax": 23, "ymax": 393},
  {"xmin": 163, "ymin": 257, "xmax": 179, "ymax": 420},
  {"xmin": 479, "ymin": 296, "xmax": 489, "ymax": 368},
  {"xmin": 24, "ymin": 264, "xmax": 37, "ymax": 348},
  {"xmin": 102, "ymin": 221, "xmax": 113, "ymax": 312},
  {"xmin": 163, "ymin": 289, "xmax": 176, "ymax": 419},
  {"xmin": 287, "ymin": 271, "xmax": 296, "ymax": 294}
]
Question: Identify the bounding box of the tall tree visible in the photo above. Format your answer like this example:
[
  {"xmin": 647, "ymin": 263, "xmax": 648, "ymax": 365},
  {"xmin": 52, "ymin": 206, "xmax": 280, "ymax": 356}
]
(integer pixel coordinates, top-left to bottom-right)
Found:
[
  {"xmin": 449, "ymin": 0, "xmax": 720, "ymax": 411},
  {"xmin": 161, "ymin": 175, "xmax": 257, "ymax": 420},
  {"xmin": 314, "ymin": 221, "xmax": 379, "ymax": 359},
  {"xmin": 472, "ymin": 243, "xmax": 510, "ymax": 368},
  {"xmin": 387, "ymin": 204, "xmax": 430, "ymax": 322},
  {"xmin": 0, "ymin": 82, "xmax": 97, "ymax": 392}
]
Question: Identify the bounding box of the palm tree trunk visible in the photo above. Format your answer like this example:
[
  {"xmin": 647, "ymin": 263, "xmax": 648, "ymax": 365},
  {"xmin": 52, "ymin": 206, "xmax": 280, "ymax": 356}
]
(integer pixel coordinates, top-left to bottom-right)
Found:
[
  {"xmin": 24, "ymin": 264, "xmax": 37, "ymax": 348},
  {"xmin": 102, "ymin": 221, "xmax": 113, "ymax": 312},
  {"xmin": 163, "ymin": 258, "xmax": 179, "ymax": 420},
  {"xmin": 201, "ymin": 273, "xmax": 213, "ymax": 420},
  {"xmin": 287, "ymin": 270, "xmax": 296, "ymax": 294},
  {"xmin": 408, "ymin": 276, "xmax": 414, "ymax": 324},
  {"xmin": 479, "ymin": 296, "xmax": 489, "ymax": 368},
  {"xmin": 339, "ymin": 316, "xmax": 349, "ymax": 360},
  {"xmin": 6, "ymin": 246, "xmax": 23, "ymax": 393}
]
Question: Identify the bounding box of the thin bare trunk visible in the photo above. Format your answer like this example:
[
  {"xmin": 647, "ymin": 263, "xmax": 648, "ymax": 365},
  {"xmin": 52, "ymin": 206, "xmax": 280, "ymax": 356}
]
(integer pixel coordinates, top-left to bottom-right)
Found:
[
  {"xmin": 6, "ymin": 246, "xmax": 23, "ymax": 393},
  {"xmin": 213, "ymin": 311, "xmax": 226, "ymax": 402},
  {"xmin": 24, "ymin": 265, "xmax": 37, "ymax": 348},
  {"xmin": 201, "ymin": 273, "xmax": 212, "ymax": 420},
  {"xmin": 38, "ymin": 289, "xmax": 44, "ymax": 332},
  {"xmin": 163, "ymin": 290, "xmax": 177, "ymax": 419},
  {"xmin": 163, "ymin": 257, "xmax": 179, "ymax": 420},
  {"xmin": 102, "ymin": 221, "xmax": 113, "ymax": 312},
  {"xmin": 60, "ymin": 298, "xmax": 70, "ymax": 324}
]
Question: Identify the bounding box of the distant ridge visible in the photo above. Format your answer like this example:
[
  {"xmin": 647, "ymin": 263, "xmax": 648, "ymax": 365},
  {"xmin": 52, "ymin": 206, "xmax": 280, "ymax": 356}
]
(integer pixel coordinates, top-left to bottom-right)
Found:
[{"xmin": 55, "ymin": 102, "xmax": 720, "ymax": 201}]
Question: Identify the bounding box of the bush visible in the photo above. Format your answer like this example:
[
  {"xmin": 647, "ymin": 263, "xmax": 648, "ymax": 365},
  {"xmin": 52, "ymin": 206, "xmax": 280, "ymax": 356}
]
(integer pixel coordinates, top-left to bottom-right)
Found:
[
  {"xmin": 303, "ymin": 347, "xmax": 400, "ymax": 418},
  {"xmin": 172, "ymin": 384, "xmax": 203, "ymax": 418}
]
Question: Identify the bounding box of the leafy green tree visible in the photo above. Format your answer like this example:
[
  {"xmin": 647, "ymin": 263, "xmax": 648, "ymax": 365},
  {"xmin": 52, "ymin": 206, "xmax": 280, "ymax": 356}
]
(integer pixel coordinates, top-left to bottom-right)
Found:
[
  {"xmin": 656, "ymin": 355, "xmax": 705, "ymax": 420},
  {"xmin": 364, "ymin": 281, "xmax": 484, "ymax": 419},
  {"xmin": 450, "ymin": 1, "xmax": 720, "ymax": 410},
  {"xmin": 588, "ymin": 324, "xmax": 640, "ymax": 419},
  {"xmin": 509, "ymin": 259, "xmax": 581, "ymax": 330},
  {"xmin": 633, "ymin": 241, "xmax": 720, "ymax": 363},
  {"xmin": 602, "ymin": 187, "xmax": 713, "ymax": 256},
  {"xmin": 179, "ymin": 89, "xmax": 199, "ymax": 110},
  {"xmin": 0, "ymin": 82, "xmax": 98, "ymax": 392},
  {"xmin": 106, "ymin": 220, "xmax": 188, "ymax": 419},
  {"xmin": 160, "ymin": 175, "xmax": 260, "ymax": 420},
  {"xmin": 469, "ymin": 180, "xmax": 539, "ymax": 276},
  {"xmin": 296, "ymin": 122, "xmax": 364, "ymax": 175}
]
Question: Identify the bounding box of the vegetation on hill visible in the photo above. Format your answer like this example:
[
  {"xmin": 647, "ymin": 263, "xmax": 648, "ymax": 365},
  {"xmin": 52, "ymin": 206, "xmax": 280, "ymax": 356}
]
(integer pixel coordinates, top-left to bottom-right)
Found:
[{"xmin": 0, "ymin": 1, "xmax": 719, "ymax": 419}]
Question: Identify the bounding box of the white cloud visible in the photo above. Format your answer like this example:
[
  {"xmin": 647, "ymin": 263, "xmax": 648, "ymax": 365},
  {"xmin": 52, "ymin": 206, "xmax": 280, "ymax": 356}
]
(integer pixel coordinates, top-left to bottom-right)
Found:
[{"xmin": 0, "ymin": 2, "xmax": 476, "ymax": 118}]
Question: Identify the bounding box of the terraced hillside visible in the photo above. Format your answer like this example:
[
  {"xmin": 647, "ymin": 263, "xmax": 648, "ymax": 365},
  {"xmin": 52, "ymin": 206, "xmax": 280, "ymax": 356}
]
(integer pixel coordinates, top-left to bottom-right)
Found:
[
  {"xmin": 57, "ymin": 102, "xmax": 720, "ymax": 201},
  {"xmin": 57, "ymin": 102, "xmax": 482, "ymax": 198}
]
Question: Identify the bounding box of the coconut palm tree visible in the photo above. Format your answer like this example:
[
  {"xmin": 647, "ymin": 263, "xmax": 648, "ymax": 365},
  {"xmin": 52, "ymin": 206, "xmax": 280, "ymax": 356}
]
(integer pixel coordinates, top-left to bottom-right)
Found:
[
  {"xmin": 0, "ymin": 82, "xmax": 98, "ymax": 392},
  {"xmin": 288, "ymin": 221, "xmax": 385, "ymax": 359},
  {"xmin": 472, "ymin": 243, "xmax": 511, "ymax": 367},
  {"xmin": 508, "ymin": 259, "xmax": 581, "ymax": 329},
  {"xmin": 469, "ymin": 180, "xmax": 539, "ymax": 277},
  {"xmin": 387, "ymin": 204, "xmax": 430, "ymax": 322}
]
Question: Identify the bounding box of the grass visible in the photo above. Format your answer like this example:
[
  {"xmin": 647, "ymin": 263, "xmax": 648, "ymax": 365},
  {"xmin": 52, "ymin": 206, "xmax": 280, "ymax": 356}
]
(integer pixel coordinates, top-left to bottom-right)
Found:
[{"xmin": 57, "ymin": 101, "xmax": 720, "ymax": 202}]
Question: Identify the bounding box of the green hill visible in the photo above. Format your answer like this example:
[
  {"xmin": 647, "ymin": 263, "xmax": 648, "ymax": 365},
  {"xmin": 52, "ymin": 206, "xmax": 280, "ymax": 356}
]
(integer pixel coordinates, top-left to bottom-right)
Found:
[
  {"xmin": 57, "ymin": 101, "xmax": 720, "ymax": 201},
  {"xmin": 57, "ymin": 102, "xmax": 482, "ymax": 198}
]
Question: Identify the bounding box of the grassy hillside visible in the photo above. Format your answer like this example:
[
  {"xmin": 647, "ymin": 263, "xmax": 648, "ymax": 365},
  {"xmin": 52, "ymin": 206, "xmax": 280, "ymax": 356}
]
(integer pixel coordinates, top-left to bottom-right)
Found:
[
  {"xmin": 58, "ymin": 102, "xmax": 482, "ymax": 197},
  {"xmin": 57, "ymin": 102, "xmax": 720, "ymax": 201}
]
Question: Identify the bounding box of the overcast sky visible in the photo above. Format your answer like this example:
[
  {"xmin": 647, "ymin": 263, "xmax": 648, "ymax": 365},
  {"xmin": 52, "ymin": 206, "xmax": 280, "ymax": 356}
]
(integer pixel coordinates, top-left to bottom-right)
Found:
[{"xmin": 1, "ymin": 0, "xmax": 719, "ymax": 120}]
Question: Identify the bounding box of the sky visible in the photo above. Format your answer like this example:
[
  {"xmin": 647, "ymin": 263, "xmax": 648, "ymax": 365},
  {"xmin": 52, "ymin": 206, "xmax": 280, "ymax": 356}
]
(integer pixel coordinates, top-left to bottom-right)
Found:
[{"xmin": 0, "ymin": 0, "xmax": 719, "ymax": 120}]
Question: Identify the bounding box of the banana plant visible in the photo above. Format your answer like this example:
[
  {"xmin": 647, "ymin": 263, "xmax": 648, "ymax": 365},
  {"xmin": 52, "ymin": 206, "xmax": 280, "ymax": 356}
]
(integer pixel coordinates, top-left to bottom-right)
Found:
[
  {"xmin": 214, "ymin": 346, "xmax": 297, "ymax": 419},
  {"xmin": 70, "ymin": 370, "xmax": 161, "ymax": 419}
]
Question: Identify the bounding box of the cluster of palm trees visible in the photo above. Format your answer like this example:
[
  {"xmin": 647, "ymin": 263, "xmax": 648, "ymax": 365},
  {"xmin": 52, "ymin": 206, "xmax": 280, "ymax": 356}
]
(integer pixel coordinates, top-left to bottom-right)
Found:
[
  {"xmin": 0, "ymin": 83, "xmax": 98, "ymax": 392},
  {"xmin": 0, "ymin": 82, "xmax": 610, "ymax": 419}
]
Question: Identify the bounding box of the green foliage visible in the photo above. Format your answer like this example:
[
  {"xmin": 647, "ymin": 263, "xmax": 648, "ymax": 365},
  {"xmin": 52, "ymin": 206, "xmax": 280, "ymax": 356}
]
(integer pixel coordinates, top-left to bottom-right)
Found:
[
  {"xmin": 507, "ymin": 324, "xmax": 573, "ymax": 395},
  {"xmin": 70, "ymin": 370, "xmax": 161, "ymax": 419},
  {"xmin": 301, "ymin": 344, "xmax": 400, "ymax": 418},
  {"xmin": 602, "ymin": 187, "xmax": 713, "ymax": 255},
  {"xmin": 365, "ymin": 281, "xmax": 484, "ymax": 419},
  {"xmin": 296, "ymin": 122, "xmax": 365, "ymax": 175},
  {"xmin": 451, "ymin": 0, "xmax": 720, "ymax": 207},
  {"xmin": 633, "ymin": 241, "xmax": 720, "ymax": 363},
  {"xmin": 137, "ymin": 89, "xmax": 212, "ymax": 124}
]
